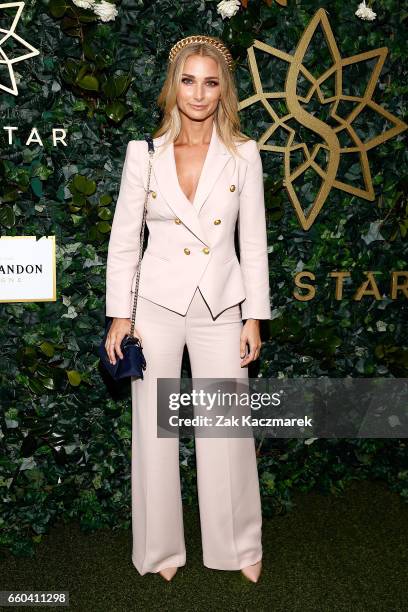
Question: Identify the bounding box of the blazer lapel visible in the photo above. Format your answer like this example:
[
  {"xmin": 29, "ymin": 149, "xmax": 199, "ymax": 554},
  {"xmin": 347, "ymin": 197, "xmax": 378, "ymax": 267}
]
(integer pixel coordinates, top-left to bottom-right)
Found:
[
  {"xmin": 151, "ymin": 123, "xmax": 232, "ymax": 246},
  {"xmin": 192, "ymin": 122, "xmax": 232, "ymax": 216}
]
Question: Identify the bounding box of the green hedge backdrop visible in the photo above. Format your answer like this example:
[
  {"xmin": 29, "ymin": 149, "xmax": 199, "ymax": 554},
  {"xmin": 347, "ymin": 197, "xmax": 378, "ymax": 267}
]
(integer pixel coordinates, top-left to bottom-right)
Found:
[{"xmin": 0, "ymin": 0, "xmax": 407, "ymax": 557}]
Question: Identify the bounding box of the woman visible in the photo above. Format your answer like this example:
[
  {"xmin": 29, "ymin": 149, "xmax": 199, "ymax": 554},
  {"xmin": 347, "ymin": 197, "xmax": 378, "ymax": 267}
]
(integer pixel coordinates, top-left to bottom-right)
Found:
[{"xmin": 105, "ymin": 35, "xmax": 271, "ymax": 583}]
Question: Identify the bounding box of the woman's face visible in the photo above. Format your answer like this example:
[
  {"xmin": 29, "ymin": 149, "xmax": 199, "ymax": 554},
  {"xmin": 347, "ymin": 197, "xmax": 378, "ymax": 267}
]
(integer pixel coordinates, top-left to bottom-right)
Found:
[{"xmin": 176, "ymin": 54, "xmax": 221, "ymax": 122}]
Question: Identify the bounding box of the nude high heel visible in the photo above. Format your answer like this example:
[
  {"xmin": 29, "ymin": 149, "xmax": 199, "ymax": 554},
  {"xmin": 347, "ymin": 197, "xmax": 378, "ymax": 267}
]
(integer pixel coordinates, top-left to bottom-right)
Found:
[
  {"xmin": 158, "ymin": 566, "xmax": 178, "ymax": 581},
  {"xmin": 241, "ymin": 560, "xmax": 262, "ymax": 583}
]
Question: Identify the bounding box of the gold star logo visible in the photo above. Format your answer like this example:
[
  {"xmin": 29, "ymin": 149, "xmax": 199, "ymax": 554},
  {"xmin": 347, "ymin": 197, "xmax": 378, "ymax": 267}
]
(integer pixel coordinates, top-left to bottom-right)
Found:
[
  {"xmin": 0, "ymin": 1, "xmax": 40, "ymax": 96},
  {"xmin": 238, "ymin": 8, "xmax": 408, "ymax": 230}
]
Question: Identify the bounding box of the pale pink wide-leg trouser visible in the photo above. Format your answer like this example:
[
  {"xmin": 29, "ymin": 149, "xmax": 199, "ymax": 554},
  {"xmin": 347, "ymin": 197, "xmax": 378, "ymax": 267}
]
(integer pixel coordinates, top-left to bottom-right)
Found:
[{"xmin": 130, "ymin": 287, "xmax": 263, "ymax": 576}]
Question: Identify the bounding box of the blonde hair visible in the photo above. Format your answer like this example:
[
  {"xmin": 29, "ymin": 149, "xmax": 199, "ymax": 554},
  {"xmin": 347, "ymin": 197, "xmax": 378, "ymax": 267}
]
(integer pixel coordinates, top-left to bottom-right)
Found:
[{"xmin": 153, "ymin": 39, "xmax": 250, "ymax": 157}]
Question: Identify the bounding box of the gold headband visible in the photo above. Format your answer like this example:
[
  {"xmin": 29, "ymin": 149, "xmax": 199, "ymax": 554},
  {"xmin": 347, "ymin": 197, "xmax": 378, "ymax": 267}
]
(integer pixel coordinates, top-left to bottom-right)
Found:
[{"xmin": 168, "ymin": 35, "xmax": 234, "ymax": 72}]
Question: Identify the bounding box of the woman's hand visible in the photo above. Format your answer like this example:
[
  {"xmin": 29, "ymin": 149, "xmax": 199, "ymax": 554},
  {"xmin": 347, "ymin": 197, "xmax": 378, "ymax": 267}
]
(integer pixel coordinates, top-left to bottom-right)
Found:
[
  {"xmin": 240, "ymin": 319, "xmax": 262, "ymax": 367},
  {"xmin": 105, "ymin": 318, "xmax": 143, "ymax": 365}
]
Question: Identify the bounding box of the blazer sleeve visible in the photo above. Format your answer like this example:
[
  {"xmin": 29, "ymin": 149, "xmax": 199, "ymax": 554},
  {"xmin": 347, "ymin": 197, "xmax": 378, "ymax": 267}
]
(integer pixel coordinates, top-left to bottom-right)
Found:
[
  {"xmin": 106, "ymin": 140, "xmax": 145, "ymax": 318},
  {"xmin": 238, "ymin": 140, "xmax": 272, "ymax": 320}
]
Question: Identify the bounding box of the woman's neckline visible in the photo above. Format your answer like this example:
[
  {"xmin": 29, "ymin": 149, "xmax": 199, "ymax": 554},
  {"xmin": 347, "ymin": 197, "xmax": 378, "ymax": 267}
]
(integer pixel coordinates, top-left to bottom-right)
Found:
[{"xmin": 171, "ymin": 127, "xmax": 214, "ymax": 206}]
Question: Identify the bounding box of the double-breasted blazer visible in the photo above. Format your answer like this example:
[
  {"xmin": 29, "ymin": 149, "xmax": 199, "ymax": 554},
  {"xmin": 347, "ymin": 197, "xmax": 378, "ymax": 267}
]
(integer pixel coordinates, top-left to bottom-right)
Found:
[{"xmin": 106, "ymin": 121, "xmax": 272, "ymax": 321}]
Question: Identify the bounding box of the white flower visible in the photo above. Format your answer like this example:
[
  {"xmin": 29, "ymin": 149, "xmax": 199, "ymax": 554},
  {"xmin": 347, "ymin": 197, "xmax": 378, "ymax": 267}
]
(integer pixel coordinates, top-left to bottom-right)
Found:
[
  {"xmin": 304, "ymin": 437, "xmax": 318, "ymax": 445},
  {"xmin": 93, "ymin": 0, "xmax": 118, "ymax": 22},
  {"xmin": 217, "ymin": 0, "xmax": 240, "ymax": 20},
  {"xmin": 72, "ymin": 0, "xmax": 96, "ymax": 9},
  {"xmin": 355, "ymin": 1, "xmax": 377, "ymax": 21}
]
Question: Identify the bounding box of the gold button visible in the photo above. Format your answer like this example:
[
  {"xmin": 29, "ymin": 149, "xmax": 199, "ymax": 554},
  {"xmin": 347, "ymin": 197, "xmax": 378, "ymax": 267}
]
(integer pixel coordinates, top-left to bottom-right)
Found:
[
  {"xmin": 214, "ymin": 219, "xmax": 221, "ymax": 225},
  {"xmin": 202, "ymin": 247, "xmax": 210, "ymax": 254},
  {"xmin": 175, "ymin": 218, "xmax": 181, "ymax": 224},
  {"xmin": 151, "ymin": 191, "xmax": 157, "ymax": 198},
  {"xmin": 229, "ymin": 184, "xmax": 235, "ymax": 192},
  {"xmin": 184, "ymin": 248, "xmax": 191, "ymax": 255}
]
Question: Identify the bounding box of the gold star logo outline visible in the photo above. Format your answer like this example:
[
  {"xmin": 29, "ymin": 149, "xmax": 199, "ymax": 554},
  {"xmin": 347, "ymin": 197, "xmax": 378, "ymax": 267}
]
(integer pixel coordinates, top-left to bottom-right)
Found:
[{"xmin": 238, "ymin": 8, "xmax": 408, "ymax": 230}]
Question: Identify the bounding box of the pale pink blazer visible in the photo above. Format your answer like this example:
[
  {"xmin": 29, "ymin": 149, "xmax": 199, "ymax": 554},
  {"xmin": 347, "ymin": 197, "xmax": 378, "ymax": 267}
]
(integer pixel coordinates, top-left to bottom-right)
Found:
[{"xmin": 106, "ymin": 122, "xmax": 271, "ymax": 321}]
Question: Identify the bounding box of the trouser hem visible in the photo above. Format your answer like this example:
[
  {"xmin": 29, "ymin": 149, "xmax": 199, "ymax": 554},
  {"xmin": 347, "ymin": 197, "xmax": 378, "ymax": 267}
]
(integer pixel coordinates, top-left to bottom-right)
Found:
[
  {"xmin": 203, "ymin": 552, "xmax": 262, "ymax": 571},
  {"xmin": 132, "ymin": 553, "xmax": 186, "ymax": 576}
]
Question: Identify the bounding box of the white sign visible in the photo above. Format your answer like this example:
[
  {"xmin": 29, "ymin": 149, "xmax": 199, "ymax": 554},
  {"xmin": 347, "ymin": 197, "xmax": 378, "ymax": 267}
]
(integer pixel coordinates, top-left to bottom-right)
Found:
[{"xmin": 0, "ymin": 236, "xmax": 56, "ymax": 302}]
